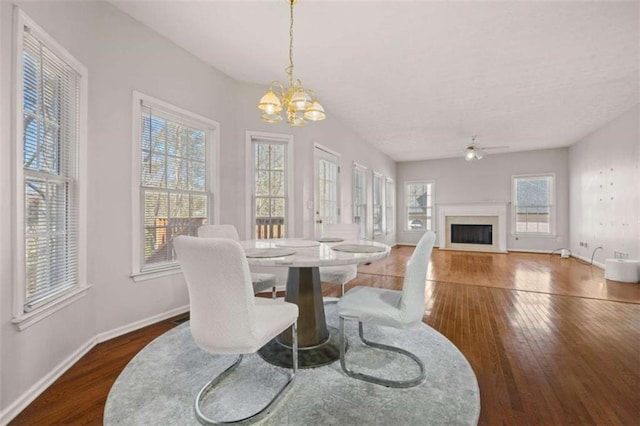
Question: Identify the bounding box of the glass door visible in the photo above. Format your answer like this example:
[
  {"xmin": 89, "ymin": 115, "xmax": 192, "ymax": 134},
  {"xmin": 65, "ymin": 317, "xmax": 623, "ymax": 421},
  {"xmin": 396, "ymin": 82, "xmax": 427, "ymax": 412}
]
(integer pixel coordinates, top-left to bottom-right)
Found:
[{"xmin": 314, "ymin": 146, "xmax": 340, "ymax": 238}]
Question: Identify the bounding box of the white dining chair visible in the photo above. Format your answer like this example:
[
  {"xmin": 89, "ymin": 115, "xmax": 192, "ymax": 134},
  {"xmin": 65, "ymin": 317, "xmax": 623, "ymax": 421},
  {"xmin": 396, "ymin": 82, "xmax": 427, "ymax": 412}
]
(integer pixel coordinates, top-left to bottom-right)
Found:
[
  {"xmin": 319, "ymin": 223, "xmax": 360, "ymax": 297},
  {"xmin": 173, "ymin": 236, "xmax": 299, "ymax": 424},
  {"xmin": 198, "ymin": 224, "xmax": 280, "ymax": 297},
  {"xmin": 337, "ymin": 230, "xmax": 436, "ymax": 388}
]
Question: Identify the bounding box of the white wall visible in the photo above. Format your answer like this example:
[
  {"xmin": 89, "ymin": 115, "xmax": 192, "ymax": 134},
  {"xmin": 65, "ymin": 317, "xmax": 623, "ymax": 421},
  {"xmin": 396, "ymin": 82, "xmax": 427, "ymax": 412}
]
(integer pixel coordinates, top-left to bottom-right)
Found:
[
  {"xmin": 0, "ymin": 0, "xmax": 233, "ymax": 418},
  {"xmin": 396, "ymin": 148, "xmax": 570, "ymax": 251},
  {"xmin": 569, "ymin": 105, "xmax": 639, "ymax": 263},
  {"xmin": 0, "ymin": 1, "xmax": 395, "ymax": 421},
  {"xmin": 0, "ymin": 1, "xmax": 94, "ymax": 420}
]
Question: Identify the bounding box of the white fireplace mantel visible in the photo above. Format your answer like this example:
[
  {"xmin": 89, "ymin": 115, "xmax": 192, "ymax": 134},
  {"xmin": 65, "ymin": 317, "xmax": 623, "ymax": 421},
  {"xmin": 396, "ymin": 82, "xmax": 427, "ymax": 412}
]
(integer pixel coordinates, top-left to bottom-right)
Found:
[{"xmin": 437, "ymin": 203, "xmax": 509, "ymax": 252}]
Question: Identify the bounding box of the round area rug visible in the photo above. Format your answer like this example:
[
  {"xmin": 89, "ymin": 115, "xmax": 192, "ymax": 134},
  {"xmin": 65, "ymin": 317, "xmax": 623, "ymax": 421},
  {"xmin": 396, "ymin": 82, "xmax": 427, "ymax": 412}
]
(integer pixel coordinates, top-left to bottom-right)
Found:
[{"xmin": 105, "ymin": 303, "xmax": 480, "ymax": 425}]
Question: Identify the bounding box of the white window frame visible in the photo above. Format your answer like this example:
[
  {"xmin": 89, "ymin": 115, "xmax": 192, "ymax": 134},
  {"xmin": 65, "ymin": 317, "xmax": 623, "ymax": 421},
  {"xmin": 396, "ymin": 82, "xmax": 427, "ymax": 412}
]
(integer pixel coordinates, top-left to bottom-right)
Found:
[
  {"xmin": 131, "ymin": 91, "xmax": 220, "ymax": 281},
  {"xmin": 245, "ymin": 131, "xmax": 294, "ymax": 239},
  {"xmin": 404, "ymin": 180, "xmax": 435, "ymax": 232},
  {"xmin": 511, "ymin": 173, "xmax": 556, "ymax": 236},
  {"xmin": 352, "ymin": 162, "xmax": 368, "ymax": 239},
  {"xmin": 385, "ymin": 177, "xmax": 395, "ymax": 234},
  {"xmin": 372, "ymin": 171, "xmax": 384, "ymax": 236},
  {"xmin": 12, "ymin": 8, "xmax": 89, "ymax": 329}
]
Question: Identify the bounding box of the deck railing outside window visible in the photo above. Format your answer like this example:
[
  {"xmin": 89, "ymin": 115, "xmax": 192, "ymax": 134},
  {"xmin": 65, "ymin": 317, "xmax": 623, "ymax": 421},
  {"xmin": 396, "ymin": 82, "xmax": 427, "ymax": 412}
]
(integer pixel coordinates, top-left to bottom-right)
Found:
[{"xmin": 255, "ymin": 217, "xmax": 285, "ymax": 239}]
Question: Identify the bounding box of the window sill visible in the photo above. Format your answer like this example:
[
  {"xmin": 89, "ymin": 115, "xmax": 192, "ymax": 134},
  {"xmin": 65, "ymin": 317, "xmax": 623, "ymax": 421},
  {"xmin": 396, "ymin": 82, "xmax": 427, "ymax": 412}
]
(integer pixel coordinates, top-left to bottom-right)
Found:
[
  {"xmin": 511, "ymin": 233, "xmax": 557, "ymax": 239},
  {"xmin": 131, "ymin": 265, "xmax": 182, "ymax": 282},
  {"xmin": 12, "ymin": 285, "xmax": 92, "ymax": 331}
]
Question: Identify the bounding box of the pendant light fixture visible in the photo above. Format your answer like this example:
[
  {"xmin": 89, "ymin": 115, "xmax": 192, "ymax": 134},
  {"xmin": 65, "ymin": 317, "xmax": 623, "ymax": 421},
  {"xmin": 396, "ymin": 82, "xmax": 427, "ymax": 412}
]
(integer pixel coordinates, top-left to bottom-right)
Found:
[{"xmin": 257, "ymin": 0, "xmax": 326, "ymax": 126}]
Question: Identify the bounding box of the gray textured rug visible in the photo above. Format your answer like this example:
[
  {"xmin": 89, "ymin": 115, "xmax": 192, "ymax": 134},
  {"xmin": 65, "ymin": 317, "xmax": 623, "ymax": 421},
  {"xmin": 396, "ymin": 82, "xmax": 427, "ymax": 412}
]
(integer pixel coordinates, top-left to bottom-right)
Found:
[{"xmin": 105, "ymin": 303, "xmax": 480, "ymax": 425}]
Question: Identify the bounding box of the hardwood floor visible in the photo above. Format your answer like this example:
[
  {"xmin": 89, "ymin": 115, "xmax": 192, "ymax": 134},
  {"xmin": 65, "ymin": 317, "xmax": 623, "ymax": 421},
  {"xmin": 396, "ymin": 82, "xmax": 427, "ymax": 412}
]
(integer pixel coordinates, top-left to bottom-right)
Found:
[{"xmin": 10, "ymin": 248, "xmax": 640, "ymax": 425}]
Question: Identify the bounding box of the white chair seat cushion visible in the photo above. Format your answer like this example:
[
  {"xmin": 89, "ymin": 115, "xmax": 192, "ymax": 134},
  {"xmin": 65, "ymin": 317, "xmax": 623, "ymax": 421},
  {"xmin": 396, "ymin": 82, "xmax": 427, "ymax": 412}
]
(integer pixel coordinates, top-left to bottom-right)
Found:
[
  {"xmin": 338, "ymin": 286, "xmax": 417, "ymax": 329},
  {"xmin": 252, "ymin": 298, "xmax": 298, "ymax": 352},
  {"xmin": 251, "ymin": 273, "xmax": 278, "ymax": 294},
  {"xmin": 319, "ymin": 265, "xmax": 357, "ymax": 285}
]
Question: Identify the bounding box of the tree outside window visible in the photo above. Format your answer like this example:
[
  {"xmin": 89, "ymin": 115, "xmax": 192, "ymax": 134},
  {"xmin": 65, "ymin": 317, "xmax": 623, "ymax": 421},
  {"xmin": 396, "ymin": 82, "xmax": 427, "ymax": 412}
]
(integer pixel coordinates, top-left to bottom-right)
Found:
[
  {"xmin": 253, "ymin": 141, "xmax": 287, "ymax": 239},
  {"xmin": 140, "ymin": 106, "xmax": 211, "ymax": 269}
]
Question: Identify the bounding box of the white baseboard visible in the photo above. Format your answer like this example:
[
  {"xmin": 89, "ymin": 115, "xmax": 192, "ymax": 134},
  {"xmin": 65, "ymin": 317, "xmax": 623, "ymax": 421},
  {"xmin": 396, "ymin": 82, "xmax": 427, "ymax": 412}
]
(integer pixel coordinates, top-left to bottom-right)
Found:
[
  {"xmin": 0, "ymin": 305, "xmax": 189, "ymax": 426},
  {"xmin": 510, "ymin": 248, "xmax": 605, "ymax": 269},
  {"xmin": 571, "ymin": 253, "xmax": 605, "ymax": 269},
  {"xmin": 95, "ymin": 304, "xmax": 189, "ymax": 343},
  {"xmin": 508, "ymin": 248, "xmax": 554, "ymax": 254}
]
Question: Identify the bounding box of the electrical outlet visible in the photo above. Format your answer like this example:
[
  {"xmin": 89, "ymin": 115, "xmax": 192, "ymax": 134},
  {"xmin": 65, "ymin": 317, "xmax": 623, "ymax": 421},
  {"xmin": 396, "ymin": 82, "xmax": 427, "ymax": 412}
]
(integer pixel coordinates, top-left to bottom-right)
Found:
[{"xmin": 614, "ymin": 251, "xmax": 629, "ymax": 259}]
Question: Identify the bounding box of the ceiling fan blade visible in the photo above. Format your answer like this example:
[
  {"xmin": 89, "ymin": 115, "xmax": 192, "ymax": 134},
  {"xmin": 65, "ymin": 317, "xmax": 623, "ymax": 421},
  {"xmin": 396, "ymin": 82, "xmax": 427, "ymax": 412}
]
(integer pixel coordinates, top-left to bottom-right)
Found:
[{"xmin": 480, "ymin": 145, "xmax": 509, "ymax": 151}]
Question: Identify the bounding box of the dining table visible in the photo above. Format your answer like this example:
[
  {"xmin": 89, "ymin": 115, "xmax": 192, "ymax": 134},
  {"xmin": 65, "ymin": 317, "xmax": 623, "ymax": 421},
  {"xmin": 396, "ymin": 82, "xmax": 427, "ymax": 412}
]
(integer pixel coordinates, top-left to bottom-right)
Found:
[{"xmin": 240, "ymin": 237, "xmax": 391, "ymax": 369}]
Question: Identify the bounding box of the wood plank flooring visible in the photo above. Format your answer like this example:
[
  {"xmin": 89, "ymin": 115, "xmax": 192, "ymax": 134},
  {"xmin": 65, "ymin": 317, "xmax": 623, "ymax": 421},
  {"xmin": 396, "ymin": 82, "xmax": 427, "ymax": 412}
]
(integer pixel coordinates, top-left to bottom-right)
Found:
[{"xmin": 10, "ymin": 248, "xmax": 640, "ymax": 425}]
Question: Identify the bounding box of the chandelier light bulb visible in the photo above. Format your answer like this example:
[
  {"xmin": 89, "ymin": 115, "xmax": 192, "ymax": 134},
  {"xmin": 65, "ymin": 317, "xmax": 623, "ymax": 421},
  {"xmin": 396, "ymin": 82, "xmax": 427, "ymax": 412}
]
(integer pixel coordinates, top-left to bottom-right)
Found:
[
  {"xmin": 465, "ymin": 148, "xmax": 475, "ymax": 161},
  {"xmin": 304, "ymin": 101, "xmax": 326, "ymax": 121}
]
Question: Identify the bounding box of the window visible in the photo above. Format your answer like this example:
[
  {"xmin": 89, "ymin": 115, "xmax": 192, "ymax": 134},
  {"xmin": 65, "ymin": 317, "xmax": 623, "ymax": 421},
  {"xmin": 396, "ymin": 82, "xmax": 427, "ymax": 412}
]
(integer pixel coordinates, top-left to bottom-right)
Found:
[
  {"xmin": 14, "ymin": 10, "xmax": 88, "ymax": 320},
  {"xmin": 133, "ymin": 92, "xmax": 219, "ymax": 276},
  {"xmin": 512, "ymin": 174, "xmax": 555, "ymax": 234},
  {"xmin": 247, "ymin": 132, "xmax": 293, "ymax": 239},
  {"xmin": 405, "ymin": 181, "xmax": 434, "ymax": 231},
  {"xmin": 372, "ymin": 172, "xmax": 384, "ymax": 236},
  {"xmin": 352, "ymin": 163, "xmax": 367, "ymax": 239},
  {"xmin": 385, "ymin": 178, "xmax": 395, "ymax": 234}
]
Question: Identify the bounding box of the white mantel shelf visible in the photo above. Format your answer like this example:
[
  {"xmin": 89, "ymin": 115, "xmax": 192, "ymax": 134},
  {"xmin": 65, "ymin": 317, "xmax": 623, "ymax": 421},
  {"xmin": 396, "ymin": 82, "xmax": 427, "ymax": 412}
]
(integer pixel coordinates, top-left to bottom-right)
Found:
[{"xmin": 437, "ymin": 203, "xmax": 509, "ymax": 253}]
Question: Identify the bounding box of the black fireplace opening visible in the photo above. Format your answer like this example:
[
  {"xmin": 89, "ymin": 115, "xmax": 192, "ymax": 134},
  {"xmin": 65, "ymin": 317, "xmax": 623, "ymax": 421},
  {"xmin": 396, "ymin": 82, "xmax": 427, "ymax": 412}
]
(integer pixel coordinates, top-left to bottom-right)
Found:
[{"xmin": 451, "ymin": 224, "xmax": 493, "ymax": 245}]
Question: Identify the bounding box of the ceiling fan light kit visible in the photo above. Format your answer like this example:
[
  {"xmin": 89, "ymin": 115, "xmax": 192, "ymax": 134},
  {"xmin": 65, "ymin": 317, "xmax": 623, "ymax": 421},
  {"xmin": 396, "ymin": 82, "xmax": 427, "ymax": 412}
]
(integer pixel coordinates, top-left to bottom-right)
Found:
[
  {"xmin": 257, "ymin": 0, "xmax": 326, "ymax": 127},
  {"xmin": 464, "ymin": 136, "xmax": 484, "ymax": 161}
]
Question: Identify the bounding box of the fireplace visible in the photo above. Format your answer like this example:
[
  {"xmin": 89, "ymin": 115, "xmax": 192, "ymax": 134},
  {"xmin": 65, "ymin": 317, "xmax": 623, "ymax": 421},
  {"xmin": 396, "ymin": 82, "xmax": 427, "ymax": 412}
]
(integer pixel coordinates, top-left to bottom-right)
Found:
[
  {"xmin": 437, "ymin": 203, "xmax": 508, "ymax": 253},
  {"xmin": 451, "ymin": 224, "xmax": 493, "ymax": 245}
]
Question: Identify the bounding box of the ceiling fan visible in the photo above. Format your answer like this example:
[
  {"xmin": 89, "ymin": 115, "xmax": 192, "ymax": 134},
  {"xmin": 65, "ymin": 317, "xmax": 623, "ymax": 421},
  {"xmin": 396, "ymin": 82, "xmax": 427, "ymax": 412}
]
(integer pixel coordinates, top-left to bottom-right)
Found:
[{"xmin": 464, "ymin": 136, "xmax": 508, "ymax": 161}]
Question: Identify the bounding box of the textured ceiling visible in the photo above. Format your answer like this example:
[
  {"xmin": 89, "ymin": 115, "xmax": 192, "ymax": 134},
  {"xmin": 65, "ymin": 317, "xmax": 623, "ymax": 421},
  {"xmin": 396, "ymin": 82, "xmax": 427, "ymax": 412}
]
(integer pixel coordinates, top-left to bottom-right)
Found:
[{"xmin": 111, "ymin": 0, "xmax": 639, "ymax": 162}]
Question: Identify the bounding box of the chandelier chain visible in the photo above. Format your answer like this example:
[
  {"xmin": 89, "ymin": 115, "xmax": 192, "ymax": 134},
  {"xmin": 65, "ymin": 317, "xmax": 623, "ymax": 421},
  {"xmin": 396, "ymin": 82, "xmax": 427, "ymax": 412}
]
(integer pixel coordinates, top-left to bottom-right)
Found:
[{"xmin": 286, "ymin": 0, "xmax": 295, "ymax": 85}]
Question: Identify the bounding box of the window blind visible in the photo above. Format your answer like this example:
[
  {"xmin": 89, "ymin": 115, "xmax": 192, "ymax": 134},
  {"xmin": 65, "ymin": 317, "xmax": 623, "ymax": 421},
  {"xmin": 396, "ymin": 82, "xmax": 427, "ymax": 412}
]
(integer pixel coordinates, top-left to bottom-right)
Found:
[
  {"xmin": 22, "ymin": 26, "xmax": 81, "ymax": 312},
  {"xmin": 140, "ymin": 104, "xmax": 210, "ymax": 270}
]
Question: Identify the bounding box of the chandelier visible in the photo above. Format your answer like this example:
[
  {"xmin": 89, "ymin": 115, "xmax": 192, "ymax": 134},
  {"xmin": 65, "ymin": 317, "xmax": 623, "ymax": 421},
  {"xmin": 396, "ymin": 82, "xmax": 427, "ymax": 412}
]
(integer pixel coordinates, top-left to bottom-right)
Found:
[{"xmin": 257, "ymin": 0, "xmax": 326, "ymax": 126}]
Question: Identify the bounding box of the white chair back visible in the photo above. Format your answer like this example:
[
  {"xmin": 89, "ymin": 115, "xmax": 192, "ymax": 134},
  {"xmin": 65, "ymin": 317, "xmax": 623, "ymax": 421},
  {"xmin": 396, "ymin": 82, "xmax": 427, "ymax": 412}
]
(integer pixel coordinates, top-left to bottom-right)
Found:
[
  {"xmin": 399, "ymin": 231, "xmax": 436, "ymax": 323},
  {"xmin": 173, "ymin": 236, "xmax": 257, "ymax": 354},
  {"xmin": 322, "ymin": 223, "xmax": 360, "ymax": 240},
  {"xmin": 198, "ymin": 224, "xmax": 240, "ymax": 240}
]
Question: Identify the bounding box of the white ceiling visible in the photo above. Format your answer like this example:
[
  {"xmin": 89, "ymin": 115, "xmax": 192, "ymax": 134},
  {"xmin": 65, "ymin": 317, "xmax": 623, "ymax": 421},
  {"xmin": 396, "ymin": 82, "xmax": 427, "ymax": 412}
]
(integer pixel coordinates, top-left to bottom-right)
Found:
[{"xmin": 111, "ymin": 0, "xmax": 639, "ymax": 162}]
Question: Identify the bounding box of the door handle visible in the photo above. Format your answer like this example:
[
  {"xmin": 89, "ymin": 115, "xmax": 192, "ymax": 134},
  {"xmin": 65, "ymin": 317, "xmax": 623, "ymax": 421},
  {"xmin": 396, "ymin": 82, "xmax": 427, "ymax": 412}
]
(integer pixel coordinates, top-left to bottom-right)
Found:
[{"xmin": 316, "ymin": 219, "xmax": 323, "ymax": 224}]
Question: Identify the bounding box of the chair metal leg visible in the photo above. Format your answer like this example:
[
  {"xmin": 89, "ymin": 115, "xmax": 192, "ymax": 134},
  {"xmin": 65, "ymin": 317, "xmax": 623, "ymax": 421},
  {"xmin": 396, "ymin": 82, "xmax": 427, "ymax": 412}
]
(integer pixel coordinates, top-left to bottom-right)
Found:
[
  {"xmin": 194, "ymin": 321, "xmax": 298, "ymax": 425},
  {"xmin": 339, "ymin": 317, "xmax": 426, "ymax": 388},
  {"xmin": 272, "ymin": 286, "xmax": 277, "ymax": 299},
  {"xmin": 322, "ymin": 283, "xmax": 345, "ymax": 305}
]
